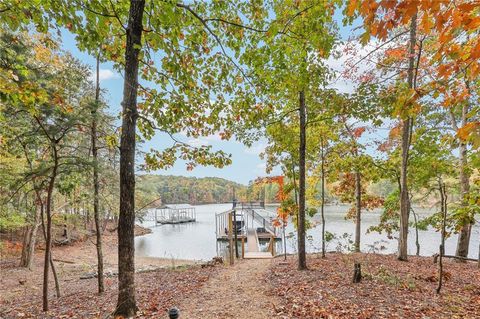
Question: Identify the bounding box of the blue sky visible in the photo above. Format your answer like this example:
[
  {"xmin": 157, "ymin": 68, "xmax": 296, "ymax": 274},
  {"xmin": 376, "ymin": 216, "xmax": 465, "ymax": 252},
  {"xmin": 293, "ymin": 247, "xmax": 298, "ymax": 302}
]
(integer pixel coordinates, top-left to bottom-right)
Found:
[
  {"xmin": 60, "ymin": 31, "xmax": 278, "ymax": 185},
  {"xmin": 59, "ymin": 9, "xmax": 362, "ymax": 185}
]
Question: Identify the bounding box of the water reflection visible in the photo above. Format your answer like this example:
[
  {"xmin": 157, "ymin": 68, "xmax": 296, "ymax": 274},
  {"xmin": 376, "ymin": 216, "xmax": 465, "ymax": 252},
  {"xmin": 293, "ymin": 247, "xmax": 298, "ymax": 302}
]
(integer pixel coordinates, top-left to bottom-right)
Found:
[{"xmin": 134, "ymin": 203, "xmax": 479, "ymax": 261}]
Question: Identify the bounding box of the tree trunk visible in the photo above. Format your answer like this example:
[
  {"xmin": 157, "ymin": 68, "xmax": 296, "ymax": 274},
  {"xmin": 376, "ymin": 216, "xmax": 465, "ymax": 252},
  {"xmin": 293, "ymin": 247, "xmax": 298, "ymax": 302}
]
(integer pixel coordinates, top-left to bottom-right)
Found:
[
  {"xmin": 40, "ymin": 197, "xmax": 61, "ymax": 299},
  {"xmin": 20, "ymin": 201, "xmax": 40, "ymax": 269},
  {"xmin": 437, "ymin": 179, "xmax": 447, "ymax": 294},
  {"xmin": 455, "ymin": 103, "xmax": 471, "ymax": 258},
  {"xmin": 411, "ymin": 205, "xmax": 420, "ymax": 256},
  {"xmin": 291, "ymin": 158, "xmax": 299, "ymax": 206},
  {"xmin": 42, "ymin": 145, "xmax": 59, "ymax": 311},
  {"xmin": 297, "ymin": 90, "xmax": 307, "ymax": 270},
  {"xmin": 354, "ymin": 171, "xmax": 361, "ymax": 253},
  {"xmin": 353, "ymin": 263, "xmax": 362, "ymax": 283},
  {"xmin": 320, "ymin": 138, "xmax": 326, "ymax": 258},
  {"xmin": 85, "ymin": 202, "xmax": 89, "ymax": 229},
  {"xmin": 92, "ymin": 55, "xmax": 105, "ymax": 293},
  {"xmin": 115, "ymin": 1, "xmax": 145, "ymax": 317},
  {"xmin": 20, "ymin": 226, "xmax": 33, "ymax": 266},
  {"xmin": 398, "ymin": 14, "xmax": 417, "ymax": 261}
]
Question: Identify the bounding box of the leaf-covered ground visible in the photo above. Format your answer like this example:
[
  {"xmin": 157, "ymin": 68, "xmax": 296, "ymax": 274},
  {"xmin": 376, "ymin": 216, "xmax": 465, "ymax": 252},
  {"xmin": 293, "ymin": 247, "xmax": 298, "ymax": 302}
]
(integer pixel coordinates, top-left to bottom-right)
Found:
[
  {"xmin": 0, "ymin": 226, "xmax": 203, "ymax": 318},
  {"xmin": 268, "ymin": 253, "xmax": 480, "ymax": 318},
  {"xmin": 2, "ymin": 247, "xmax": 480, "ymax": 318},
  {"xmin": 0, "ymin": 265, "xmax": 216, "ymax": 318}
]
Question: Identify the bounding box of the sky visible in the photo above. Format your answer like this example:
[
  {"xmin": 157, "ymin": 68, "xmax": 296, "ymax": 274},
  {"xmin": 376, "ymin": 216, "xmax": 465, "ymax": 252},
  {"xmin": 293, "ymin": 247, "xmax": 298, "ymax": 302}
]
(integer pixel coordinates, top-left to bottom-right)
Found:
[{"xmin": 59, "ymin": 8, "xmax": 364, "ymax": 185}]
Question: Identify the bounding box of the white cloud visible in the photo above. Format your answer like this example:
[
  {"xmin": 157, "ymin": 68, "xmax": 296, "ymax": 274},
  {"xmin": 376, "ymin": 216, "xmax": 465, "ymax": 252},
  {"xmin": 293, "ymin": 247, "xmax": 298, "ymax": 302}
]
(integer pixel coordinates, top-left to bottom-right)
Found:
[
  {"xmin": 245, "ymin": 142, "xmax": 266, "ymax": 155},
  {"xmin": 325, "ymin": 39, "xmax": 386, "ymax": 93},
  {"xmin": 204, "ymin": 134, "xmax": 222, "ymax": 141},
  {"xmin": 88, "ymin": 68, "xmax": 120, "ymax": 82},
  {"xmin": 187, "ymin": 138, "xmax": 209, "ymax": 148},
  {"xmin": 178, "ymin": 132, "xmax": 222, "ymax": 141},
  {"xmin": 255, "ymin": 162, "xmax": 267, "ymax": 175}
]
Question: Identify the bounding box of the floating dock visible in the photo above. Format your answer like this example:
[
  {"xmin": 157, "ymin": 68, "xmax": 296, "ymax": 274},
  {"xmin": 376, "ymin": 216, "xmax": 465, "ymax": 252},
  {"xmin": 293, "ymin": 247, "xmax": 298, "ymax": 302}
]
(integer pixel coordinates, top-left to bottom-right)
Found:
[{"xmin": 142, "ymin": 204, "xmax": 196, "ymax": 225}]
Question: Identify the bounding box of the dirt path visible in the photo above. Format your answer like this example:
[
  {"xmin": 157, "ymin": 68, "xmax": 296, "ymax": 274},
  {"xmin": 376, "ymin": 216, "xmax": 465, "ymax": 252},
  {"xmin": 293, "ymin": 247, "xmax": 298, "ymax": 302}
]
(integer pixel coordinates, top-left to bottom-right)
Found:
[{"xmin": 178, "ymin": 258, "xmax": 277, "ymax": 319}]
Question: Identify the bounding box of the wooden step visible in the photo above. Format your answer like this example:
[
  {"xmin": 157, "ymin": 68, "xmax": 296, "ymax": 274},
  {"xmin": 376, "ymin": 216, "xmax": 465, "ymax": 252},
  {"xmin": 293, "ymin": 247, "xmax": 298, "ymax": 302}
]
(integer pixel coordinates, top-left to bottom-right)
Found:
[{"xmin": 244, "ymin": 252, "xmax": 273, "ymax": 259}]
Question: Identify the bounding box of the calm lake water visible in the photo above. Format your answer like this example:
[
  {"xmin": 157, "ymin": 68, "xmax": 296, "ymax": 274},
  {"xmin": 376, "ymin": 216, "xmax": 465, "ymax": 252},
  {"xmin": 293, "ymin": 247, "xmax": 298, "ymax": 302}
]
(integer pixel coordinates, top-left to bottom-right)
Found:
[{"xmin": 135, "ymin": 203, "xmax": 480, "ymax": 261}]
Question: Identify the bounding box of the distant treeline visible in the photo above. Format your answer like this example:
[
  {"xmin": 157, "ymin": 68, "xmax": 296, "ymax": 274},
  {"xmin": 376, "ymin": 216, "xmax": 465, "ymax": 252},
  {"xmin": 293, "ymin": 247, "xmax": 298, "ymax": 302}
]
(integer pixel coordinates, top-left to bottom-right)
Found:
[
  {"xmin": 135, "ymin": 174, "xmax": 402, "ymax": 208},
  {"xmin": 136, "ymin": 175, "xmax": 249, "ymax": 206}
]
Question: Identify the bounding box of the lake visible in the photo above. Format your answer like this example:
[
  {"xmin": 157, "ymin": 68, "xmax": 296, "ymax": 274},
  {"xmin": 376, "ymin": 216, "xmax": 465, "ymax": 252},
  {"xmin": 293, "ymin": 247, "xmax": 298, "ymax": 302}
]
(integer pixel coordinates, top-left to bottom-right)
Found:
[{"xmin": 135, "ymin": 203, "xmax": 480, "ymax": 261}]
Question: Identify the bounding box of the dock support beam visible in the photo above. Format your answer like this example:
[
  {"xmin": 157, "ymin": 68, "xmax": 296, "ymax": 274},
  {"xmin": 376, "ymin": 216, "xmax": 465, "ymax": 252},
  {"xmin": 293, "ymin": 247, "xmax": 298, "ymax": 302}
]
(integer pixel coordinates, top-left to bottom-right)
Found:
[{"xmin": 233, "ymin": 209, "xmax": 239, "ymax": 259}]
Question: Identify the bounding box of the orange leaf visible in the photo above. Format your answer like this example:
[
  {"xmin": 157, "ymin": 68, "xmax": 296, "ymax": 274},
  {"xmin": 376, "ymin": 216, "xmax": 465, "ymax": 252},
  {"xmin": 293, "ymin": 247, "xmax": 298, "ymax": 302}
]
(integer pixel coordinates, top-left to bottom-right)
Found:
[
  {"xmin": 352, "ymin": 127, "xmax": 366, "ymax": 138},
  {"xmin": 346, "ymin": 0, "xmax": 358, "ymax": 17},
  {"xmin": 420, "ymin": 13, "xmax": 433, "ymax": 33},
  {"xmin": 469, "ymin": 40, "xmax": 480, "ymax": 60},
  {"xmin": 457, "ymin": 122, "xmax": 479, "ymax": 141}
]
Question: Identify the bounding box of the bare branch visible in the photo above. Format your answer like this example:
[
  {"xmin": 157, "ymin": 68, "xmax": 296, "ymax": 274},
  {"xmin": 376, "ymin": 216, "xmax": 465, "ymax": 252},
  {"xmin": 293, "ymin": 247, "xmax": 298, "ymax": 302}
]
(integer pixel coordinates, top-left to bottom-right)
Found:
[{"xmin": 266, "ymin": 108, "xmax": 299, "ymax": 126}]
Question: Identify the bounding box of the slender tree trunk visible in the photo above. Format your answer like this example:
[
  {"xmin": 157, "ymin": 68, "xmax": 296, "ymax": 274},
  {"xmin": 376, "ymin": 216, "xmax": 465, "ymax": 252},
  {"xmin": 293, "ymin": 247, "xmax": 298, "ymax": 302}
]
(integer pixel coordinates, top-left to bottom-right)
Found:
[
  {"xmin": 42, "ymin": 145, "xmax": 59, "ymax": 311},
  {"xmin": 291, "ymin": 158, "xmax": 299, "ymax": 206},
  {"xmin": 320, "ymin": 138, "xmax": 326, "ymax": 258},
  {"xmin": 20, "ymin": 226, "xmax": 33, "ymax": 266},
  {"xmin": 20, "ymin": 201, "xmax": 40, "ymax": 269},
  {"xmin": 297, "ymin": 90, "xmax": 307, "ymax": 270},
  {"xmin": 354, "ymin": 171, "xmax": 361, "ymax": 253},
  {"xmin": 412, "ymin": 209, "xmax": 420, "ymax": 256},
  {"xmin": 85, "ymin": 202, "xmax": 89, "ymax": 229},
  {"xmin": 437, "ymin": 179, "xmax": 447, "ymax": 294},
  {"xmin": 92, "ymin": 55, "xmax": 105, "ymax": 293},
  {"xmin": 398, "ymin": 14, "xmax": 417, "ymax": 261},
  {"xmin": 455, "ymin": 103, "xmax": 471, "ymax": 258},
  {"xmin": 115, "ymin": 1, "xmax": 145, "ymax": 316},
  {"xmin": 410, "ymin": 200, "xmax": 420, "ymax": 256},
  {"xmin": 41, "ymin": 207, "xmax": 61, "ymax": 298}
]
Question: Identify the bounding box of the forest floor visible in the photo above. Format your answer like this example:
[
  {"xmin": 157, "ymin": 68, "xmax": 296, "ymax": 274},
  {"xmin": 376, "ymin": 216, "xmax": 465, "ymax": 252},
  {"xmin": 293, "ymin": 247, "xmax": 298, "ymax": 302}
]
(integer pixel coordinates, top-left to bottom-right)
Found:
[
  {"xmin": 0, "ymin": 225, "xmax": 199, "ymax": 318},
  {"xmin": 1, "ymin": 239, "xmax": 480, "ymax": 318},
  {"xmin": 268, "ymin": 253, "xmax": 480, "ymax": 319}
]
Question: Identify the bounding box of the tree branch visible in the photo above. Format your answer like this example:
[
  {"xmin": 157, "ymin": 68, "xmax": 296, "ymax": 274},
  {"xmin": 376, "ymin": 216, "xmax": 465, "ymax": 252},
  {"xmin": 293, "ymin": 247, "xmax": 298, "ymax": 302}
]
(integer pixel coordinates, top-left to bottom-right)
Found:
[
  {"xmin": 175, "ymin": 2, "xmax": 254, "ymax": 87},
  {"xmin": 266, "ymin": 108, "xmax": 299, "ymax": 126}
]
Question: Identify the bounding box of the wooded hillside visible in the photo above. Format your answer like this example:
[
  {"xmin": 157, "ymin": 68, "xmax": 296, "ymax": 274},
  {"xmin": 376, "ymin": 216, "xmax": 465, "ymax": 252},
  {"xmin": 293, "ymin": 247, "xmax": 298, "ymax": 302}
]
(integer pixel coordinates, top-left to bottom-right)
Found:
[{"xmin": 136, "ymin": 175, "xmax": 247, "ymax": 205}]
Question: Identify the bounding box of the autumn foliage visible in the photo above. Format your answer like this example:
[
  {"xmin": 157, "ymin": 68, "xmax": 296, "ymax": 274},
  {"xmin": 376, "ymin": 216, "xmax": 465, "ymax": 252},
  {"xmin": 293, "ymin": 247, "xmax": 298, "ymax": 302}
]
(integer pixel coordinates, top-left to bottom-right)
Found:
[
  {"xmin": 333, "ymin": 173, "xmax": 384, "ymax": 219},
  {"xmin": 347, "ymin": 0, "xmax": 480, "ymax": 144},
  {"xmin": 255, "ymin": 176, "xmax": 291, "ymax": 226}
]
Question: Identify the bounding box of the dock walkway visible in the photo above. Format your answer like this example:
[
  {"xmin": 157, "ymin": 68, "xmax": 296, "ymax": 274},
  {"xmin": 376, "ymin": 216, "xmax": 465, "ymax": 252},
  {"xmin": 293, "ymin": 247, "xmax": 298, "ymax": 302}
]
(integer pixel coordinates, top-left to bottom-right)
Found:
[
  {"xmin": 216, "ymin": 204, "xmax": 278, "ymax": 259},
  {"xmin": 246, "ymin": 228, "xmax": 258, "ymax": 252}
]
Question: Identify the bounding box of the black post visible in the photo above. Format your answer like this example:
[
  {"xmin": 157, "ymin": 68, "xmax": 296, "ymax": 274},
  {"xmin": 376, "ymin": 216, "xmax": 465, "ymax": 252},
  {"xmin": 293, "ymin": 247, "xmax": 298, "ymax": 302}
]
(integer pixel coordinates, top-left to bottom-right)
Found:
[
  {"xmin": 232, "ymin": 188, "xmax": 237, "ymax": 209},
  {"xmin": 353, "ymin": 263, "xmax": 362, "ymax": 283},
  {"xmin": 261, "ymin": 186, "xmax": 265, "ymax": 208},
  {"xmin": 168, "ymin": 308, "xmax": 179, "ymax": 319},
  {"xmin": 233, "ymin": 193, "xmax": 239, "ymax": 259}
]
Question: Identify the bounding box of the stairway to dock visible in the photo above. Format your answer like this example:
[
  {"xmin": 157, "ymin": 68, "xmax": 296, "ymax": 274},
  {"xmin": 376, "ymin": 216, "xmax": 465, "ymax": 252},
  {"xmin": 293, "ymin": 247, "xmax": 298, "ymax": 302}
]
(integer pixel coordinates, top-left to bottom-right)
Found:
[
  {"xmin": 244, "ymin": 225, "xmax": 273, "ymax": 259},
  {"xmin": 216, "ymin": 204, "xmax": 279, "ymax": 259}
]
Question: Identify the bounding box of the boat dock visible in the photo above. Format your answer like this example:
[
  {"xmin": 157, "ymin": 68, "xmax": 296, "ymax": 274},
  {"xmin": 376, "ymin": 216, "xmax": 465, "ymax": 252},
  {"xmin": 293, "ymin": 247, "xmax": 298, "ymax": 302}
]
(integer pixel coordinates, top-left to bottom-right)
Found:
[
  {"xmin": 215, "ymin": 202, "xmax": 281, "ymax": 259},
  {"xmin": 141, "ymin": 204, "xmax": 196, "ymax": 224}
]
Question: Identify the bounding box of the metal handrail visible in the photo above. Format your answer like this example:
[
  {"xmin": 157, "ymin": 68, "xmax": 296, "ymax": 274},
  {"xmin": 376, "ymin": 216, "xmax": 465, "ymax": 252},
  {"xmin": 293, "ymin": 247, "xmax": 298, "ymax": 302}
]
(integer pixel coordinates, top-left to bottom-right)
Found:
[{"xmin": 250, "ymin": 209, "xmax": 276, "ymax": 235}]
